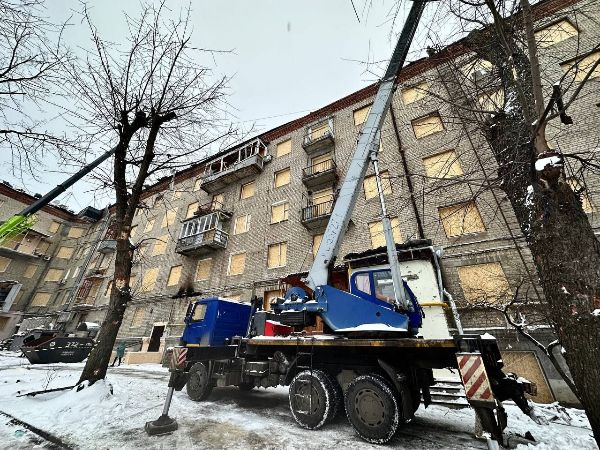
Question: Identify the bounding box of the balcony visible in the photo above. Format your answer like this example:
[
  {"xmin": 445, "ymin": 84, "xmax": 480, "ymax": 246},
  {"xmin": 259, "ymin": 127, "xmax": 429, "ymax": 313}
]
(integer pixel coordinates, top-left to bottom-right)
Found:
[
  {"xmin": 192, "ymin": 200, "xmax": 232, "ymax": 219},
  {"xmin": 302, "ymin": 121, "xmax": 334, "ymax": 155},
  {"xmin": 302, "ymin": 159, "xmax": 338, "ymax": 189},
  {"xmin": 73, "ymin": 278, "xmax": 101, "ymax": 309},
  {"xmin": 301, "ymin": 200, "xmax": 334, "ymax": 231},
  {"xmin": 200, "ymin": 138, "xmax": 267, "ymax": 193},
  {"xmin": 97, "ymin": 240, "xmax": 116, "ymax": 253},
  {"xmin": 176, "ymin": 228, "xmax": 229, "ymax": 256}
]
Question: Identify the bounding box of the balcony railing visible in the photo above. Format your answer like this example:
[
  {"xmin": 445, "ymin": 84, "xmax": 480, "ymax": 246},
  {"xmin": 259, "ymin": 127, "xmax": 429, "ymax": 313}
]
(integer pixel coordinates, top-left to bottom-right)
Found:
[
  {"xmin": 302, "ymin": 159, "xmax": 338, "ymax": 188},
  {"xmin": 192, "ymin": 200, "xmax": 232, "ymax": 218},
  {"xmin": 301, "ymin": 200, "xmax": 334, "ymax": 230},
  {"xmin": 175, "ymin": 228, "xmax": 229, "ymax": 256},
  {"xmin": 302, "ymin": 122, "xmax": 334, "ymax": 154}
]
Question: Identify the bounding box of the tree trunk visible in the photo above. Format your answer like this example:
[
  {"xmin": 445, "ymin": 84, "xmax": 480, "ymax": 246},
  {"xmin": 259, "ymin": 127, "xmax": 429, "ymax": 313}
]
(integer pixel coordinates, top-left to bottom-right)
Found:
[{"xmin": 78, "ymin": 235, "xmax": 133, "ymax": 384}]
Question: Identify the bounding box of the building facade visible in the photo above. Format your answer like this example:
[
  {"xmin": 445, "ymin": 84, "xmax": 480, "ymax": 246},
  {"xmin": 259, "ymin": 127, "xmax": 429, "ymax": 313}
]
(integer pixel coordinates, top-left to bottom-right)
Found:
[{"xmin": 3, "ymin": 0, "xmax": 597, "ymax": 404}]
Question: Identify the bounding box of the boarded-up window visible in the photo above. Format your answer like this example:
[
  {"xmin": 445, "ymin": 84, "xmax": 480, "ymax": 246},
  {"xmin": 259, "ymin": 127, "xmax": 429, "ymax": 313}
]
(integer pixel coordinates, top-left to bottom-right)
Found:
[
  {"xmin": 311, "ymin": 152, "xmax": 332, "ymax": 168},
  {"xmin": 56, "ymin": 246, "xmax": 75, "ymax": 259},
  {"xmin": 131, "ymin": 307, "xmax": 145, "ymax": 327},
  {"xmin": 212, "ymin": 193, "xmax": 225, "ymax": 210},
  {"xmin": 130, "ymin": 225, "xmax": 138, "ymax": 238},
  {"xmin": 68, "ymin": 227, "xmax": 84, "ymax": 238},
  {"xmin": 24, "ymin": 264, "xmax": 37, "ymax": 278},
  {"xmin": 167, "ymin": 265, "xmax": 182, "ymax": 286},
  {"xmin": 186, "ymin": 202, "xmax": 199, "ymax": 219},
  {"xmin": 271, "ymin": 202, "xmax": 289, "ymax": 224},
  {"xmin": 363, "ymin": 170, "xmax": 392, "ymax": 200},
  {"xmin": 195, "ymin": 258, "xmax": 212, "ymax": 281},
  {"xmin": 140, "ymin": 268, "xmax": 159, "ymax": 292},
  {"xmin": 161, "ymin": 208, "xmax": 178, "ymax": 228},
  {"xmin": 274, "ymin": 168, "xmax": 291, "ymax": 188},
  {"xmin": 309, "ymin": 122, "xmax": 329, "ymax": 140},
  {"xmin": 45, "ymin": 268, "xmax": 64, "ymax": 282},
  {"xmin": 423, "ymin": 150, "xmax": 463, "ymax": 179},
  {"xmin": 276, "ymin": 139, "xmax": 292, "ymax": 157},
  {"xmin": 313, "ymin": 187, "xmax": 334, "ymax": 205},
  {"xmin": 561, "ymin": 51, "xmax": 600, "ymax": 82},
  {"xmin": 152, "ymin": 235, "xmax": 169, "ymax": 256},
  {"xmin": 233, "ymin": 214, "xmax": 250, "ymax": 235},
  {"xmin": 193, "ymin": 178, "xmax": 202, "ymax": 191},
  {"xmin": 461, "ymin": 58, "xmax": 493, "ymax": 80},
  {"xmin": 240, "ymin": 181, "xmax": 256, "ymax": 199},
  {"xmin": 353, "ymin": 105, "xmax": 371, "ymax": 126},
  {"xmin": 31, "ymin": 292, "xmax": 51, "ymax": 306},
  {"xmin": 401, "ymin": 82, "xmax": 429, "ymax": 105},
  {"xmin": 312, "ymin": 234, "xmax": 324, "ymax": 257},
  {"xmin": 412, "ymin": 113, "xmax": 444, "ymax": 139},
  {"xmin": 228, "ymin": 253, "xmax": 246, "ymax": 276},
  {"xmin": 478, "ymin": 89, "xmax": 505, "ymax": 112},
  {"xmin": 457, "ymin": 262, "xmax": 510, "ymax": 303},
  {"xmin": 144, "ymin": 219, "xmax": 155, "ymax": 233},
  {"xmin": 535, "ymin": 20, "xmax": 578, "ymax": 48},
  {"xmin": 567, "ymin": 178, "xmax": 595, "ymax": 213},
  {"xmin": 439, "ymin": 202, "xmax": 486, "ymax": 237},
  {"xmin": 48, "ymin": 221, "xmax": 60, "ymax": 233},
  {"xmin": 267, "ymin": 242, "xmax": 287, "ymax": 268},
  {"xmin": 0, "ymin": 256, "xmax": 11, "ymax": 272},
  {"xmin": 264, "ymin": 289, "xmax": 283, "ymax": 311},
  {"xmin": 368, "ymin": 217, "xmax": 402, "ymax": 248}
]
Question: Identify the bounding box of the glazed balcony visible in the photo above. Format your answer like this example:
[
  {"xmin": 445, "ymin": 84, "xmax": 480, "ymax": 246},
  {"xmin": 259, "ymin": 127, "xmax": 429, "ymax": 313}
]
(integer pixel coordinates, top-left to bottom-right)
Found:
[
  {"xmin": 302, "ymin": 159, "xmax": 338, "ymax": 189},
  {"xmin": 301, "ymin": 199, "xmax": 334, "ymax": 231},
  {"xmin": 302, "ymin": 121, "xmax": 334, "ymax": 155},
  {"xmin": 200, "ymin": 138, "xmax": 268, "ymax": 193},
  {"xmin": 175, "ymin": 211, "xmax": 230, "ymax": 256}
]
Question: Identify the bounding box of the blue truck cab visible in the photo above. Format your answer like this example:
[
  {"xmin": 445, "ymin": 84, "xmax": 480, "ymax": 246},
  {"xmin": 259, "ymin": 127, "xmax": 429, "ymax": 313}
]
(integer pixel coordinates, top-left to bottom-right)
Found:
[{"xmin": 181, "ymin": 297, "xmax": 252, "ymax": 346}]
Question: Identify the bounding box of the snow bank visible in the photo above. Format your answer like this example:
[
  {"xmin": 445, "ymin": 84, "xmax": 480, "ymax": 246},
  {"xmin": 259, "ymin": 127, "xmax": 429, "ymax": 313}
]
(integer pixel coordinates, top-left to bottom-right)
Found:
[{"xmin": 535, "ymin": 156, "xmax": 562, "ymax": 171}]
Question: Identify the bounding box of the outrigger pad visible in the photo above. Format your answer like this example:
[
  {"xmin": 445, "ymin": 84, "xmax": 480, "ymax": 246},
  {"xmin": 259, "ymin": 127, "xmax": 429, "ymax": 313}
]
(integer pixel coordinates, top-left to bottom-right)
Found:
[{"xmin": 145, "ymin": 415, "xmax": 178, "ymax": 436}]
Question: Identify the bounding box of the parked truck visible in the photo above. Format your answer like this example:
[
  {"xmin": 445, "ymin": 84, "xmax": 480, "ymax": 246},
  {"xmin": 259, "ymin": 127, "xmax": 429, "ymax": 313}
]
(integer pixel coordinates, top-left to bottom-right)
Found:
[{"xmin": 146, "ymin": 2, "xmax": 543, "ymax": 446}]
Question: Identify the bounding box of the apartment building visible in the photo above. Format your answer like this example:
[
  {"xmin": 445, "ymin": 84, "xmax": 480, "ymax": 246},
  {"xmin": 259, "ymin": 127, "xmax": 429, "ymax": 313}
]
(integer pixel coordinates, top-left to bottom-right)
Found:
[{"xmin": 7, "ymin": 0, "xmax": 596, "ymax": 402}]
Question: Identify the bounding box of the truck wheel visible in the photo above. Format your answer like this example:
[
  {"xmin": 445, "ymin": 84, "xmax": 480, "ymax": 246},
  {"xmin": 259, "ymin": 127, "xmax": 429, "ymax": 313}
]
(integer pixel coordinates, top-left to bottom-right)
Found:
[
  {"xmin": 237, "ymin": 382, "xmax": 255, "ymax": 392},
  {"xmin": 345, "ymin": 374, "xmax": 400, "ymax": 444},
  {"xmin": 186, "ymin": 362, "xmax": 213, "ymax": 401},
  {"xmin": 289, "ymin": 370, "xmax": 333, "ymax": 430},
  {"xmin": 324, "ymin": 372, "xmax": 344, "ymax": 420}
]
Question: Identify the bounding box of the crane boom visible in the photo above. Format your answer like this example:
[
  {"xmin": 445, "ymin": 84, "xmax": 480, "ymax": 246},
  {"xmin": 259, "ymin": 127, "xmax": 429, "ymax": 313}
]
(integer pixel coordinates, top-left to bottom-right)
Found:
[{"xmin": 304, "ymin": 1, "xmax": 428, "ymax": 300}]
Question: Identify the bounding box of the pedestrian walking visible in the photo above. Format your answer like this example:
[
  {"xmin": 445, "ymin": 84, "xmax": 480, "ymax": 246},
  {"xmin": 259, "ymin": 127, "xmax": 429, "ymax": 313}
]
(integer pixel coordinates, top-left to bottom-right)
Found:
[{"xmin": 111, "ymin": 342, "xmax": 126, "ymax": 367}]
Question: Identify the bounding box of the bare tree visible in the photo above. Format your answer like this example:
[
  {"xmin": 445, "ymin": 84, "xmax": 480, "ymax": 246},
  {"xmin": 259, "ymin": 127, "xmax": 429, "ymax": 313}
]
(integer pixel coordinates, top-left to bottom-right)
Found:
[{"xmin": 58, "ymin": 2, "xmax": 237, "ymax": 385}]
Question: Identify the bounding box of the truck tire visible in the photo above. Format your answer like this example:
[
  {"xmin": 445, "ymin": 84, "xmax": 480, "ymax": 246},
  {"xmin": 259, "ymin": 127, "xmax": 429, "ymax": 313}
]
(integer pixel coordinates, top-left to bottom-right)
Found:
[
  {"xmin": 186, "ymin": 362, "xmax": 214, "ymax": 401},
  {"xmin": 344, "ymin": 374, "xmax": 400, "ymax": 444},
  {"xmin": 289, "ymin": 370, "xmax": 333, "ymax": 430},
  {"xmin": 237, "ymin": 382, "xmax": 255, "ymax": 392},
  {"xmin": 324, "ymin": 372, "xmax": 344, "ymax": 420}
]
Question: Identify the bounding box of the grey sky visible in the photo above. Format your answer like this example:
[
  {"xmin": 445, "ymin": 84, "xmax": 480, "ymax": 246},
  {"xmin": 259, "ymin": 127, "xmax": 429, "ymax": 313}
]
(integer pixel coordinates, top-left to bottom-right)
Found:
[{"xmin": 1, "ymin": 0, "xmax": 434, "ymax": 212}]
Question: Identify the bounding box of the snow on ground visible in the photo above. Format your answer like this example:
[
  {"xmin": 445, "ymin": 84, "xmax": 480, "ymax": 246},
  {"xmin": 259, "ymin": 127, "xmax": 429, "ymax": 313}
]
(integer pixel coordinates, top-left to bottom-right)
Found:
[{"xmin": 0, "ymin": 352, "xmax": 597, "ymax": 450}]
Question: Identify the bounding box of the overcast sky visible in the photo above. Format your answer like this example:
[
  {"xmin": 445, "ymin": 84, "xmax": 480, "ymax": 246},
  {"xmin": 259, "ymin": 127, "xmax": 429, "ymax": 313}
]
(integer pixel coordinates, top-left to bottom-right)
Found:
[{"xmin": 1, "ymin": 0, "xmax": 442, "ymax": 212}]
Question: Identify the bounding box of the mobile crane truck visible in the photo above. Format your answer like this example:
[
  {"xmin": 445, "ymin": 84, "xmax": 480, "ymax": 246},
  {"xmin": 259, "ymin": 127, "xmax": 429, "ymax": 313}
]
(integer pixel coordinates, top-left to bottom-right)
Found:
[{"xmin": 146, "ymin": 1, "xmax": 545, "ymax": 446}]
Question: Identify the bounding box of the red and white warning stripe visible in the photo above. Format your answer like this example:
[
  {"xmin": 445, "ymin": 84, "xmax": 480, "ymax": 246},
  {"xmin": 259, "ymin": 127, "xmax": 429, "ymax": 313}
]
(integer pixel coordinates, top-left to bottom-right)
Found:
[
  {"xmin": 456, "ymin": 353, "xmax": 495, "ymax": 403},
  {"xmin": 170, "ymin": 347, "xmax": 188, "ymax": 370}
]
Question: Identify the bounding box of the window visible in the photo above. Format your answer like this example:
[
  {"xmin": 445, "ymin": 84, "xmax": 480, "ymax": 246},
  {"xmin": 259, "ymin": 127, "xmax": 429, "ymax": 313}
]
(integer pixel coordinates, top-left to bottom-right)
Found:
[
  {"xmin": 309, "ymin": 121, "xmax": 329, "ymax": 141},
  {"xmin": 193, "ymin": 178, "xmax": 202, "ymax": 191},
  {"xmin": 167, "ymin": 265, "xmax": 182, "ymax": 286},
  {"xmin": 412, "ymin": 113, "xmax": 444, "ymax": 139},
  {"xmin": 313, "ymin": 187, "xmax": 334, "ymax": 205},
  {"xmin": 228, "ymin": 252, "xmax": 246, "ymax": 276},
  {"xmin": 186, "ymin": 202, "xmax": 199, "ymax": 219},
  {"xmin": 462, "ymin": 58, "xmax": 493, "ymax": 80},
  {"xmin": 240, "ymin": 181, "xmax": 256, "ymax": 199},
  {"xmin": 0, "ymin": 256, "xmax": 10, "ymax": 272},
  {"xmin": 478, "ymin": 89, "xmax": 505, "ymax": 112},
  {"xmin": 24, "ymin": 264, "xmax": 37, "ymax": 278},
  {"xmin": 423, "ymin": 150, "xmax": 463, "ymax": 179},
  {"xmin": 354, "ymin": 273, "xmax": 371, "ymax": 295},
  {"xmin": 276, "ymin": 139, "xmax": 292, "ymax": 157},
  {"xmin": 68, "ymin": 227, "xmax": 84, "ymax": 238},
  {"xmin": 131, "ymin": 307, "xmax": 145, "ymax": 327},
  {"xmin": 140, "ymin": 268, "xmax": 159, "ymax": 292},
  {"xmin": 270, "ymin": 202, "xmax": 289, "ymax": 223},
  {"xmin": 274, "ymin": 168, "xmax": 291, "ymax": 188},
  {"xmin": 312, "ymin": 234, "xmax": 324, "ymax": 257},
  {"xmin": 368, "ymin": 217, "xmax": 402, "ymax": 248},
  {"xmin": 401, "ymin": 82, "xmax": 429, "ymax": 105},
  {"xmin": 267, "ymin": 242, "xmax": 287, "ymax": 268},
  {"xmin": 561, "ymin": 51, "xmax": 600, "ymax": 82},
  {"xmin": 263, "ymin": 289, "xmax": 283, "ymax": 311},
  {"xmin": 457, "ymin": 262, "xmax": 510, "ymax": 303},
  {"xmin": 44, "ymin": 268, "xmax": 64, "ymax": 282},
  {"xmin": 233, "ymin": 214, "xmax": 250, "ymax": 235},
  {"xmin": 567, "ymin": 178, "xmax": 595, "ymax": 213},
  {"xmin": 130, "ymin": 225, "xmax": 138, "ymax": 238},
  {"xmin": 363, "ymin": 170, "xmax": 392, "ymax": 200},
  {"xmin": 31, "ymin": 292, "xmax": 51, "ymax": 306},
  {"xmin": 144, "ymin": 219, "xmax": 155, "ymax": 233},
  {"xmin": 535, "ymin": 19, "xmax": 578, "ymax": 48},
  {"xmin": 439, "ymin": 201, "xmax": 486, "ymax": 237},
  {"xmin": 152, "ymin": 236, "xmax": 169, "ymax": 256},
  {"xmin": 353, "ymin": 104, "xmax": 371, "ymax": 126},
  {"xmin": 192, "ymin": 303, "xmax": 207, "ymax": 321},
  {"xmin": 161, "ymin": 208, "xmax": 178, "ymax": 228},
  {"xmin": 48, "ymin": 221, "xmax": 60, "ymax": 233},
  {"xmin": 56, "ymin": 246, "xmax": 75, "ymax": 259},
  {"xmin": 195, "ymin": 258, "xmax": 212, "ymax": 281},
  {"xmin": 211, "ymin": 193, "xmax": 224, "ymax": 210}
]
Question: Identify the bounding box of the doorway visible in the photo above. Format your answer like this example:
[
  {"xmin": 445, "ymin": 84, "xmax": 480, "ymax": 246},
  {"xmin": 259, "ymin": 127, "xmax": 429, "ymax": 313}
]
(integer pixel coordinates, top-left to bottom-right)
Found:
[{"xmin": 148, "ymin": 325, "xmax": 165, "ymax": 352}]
